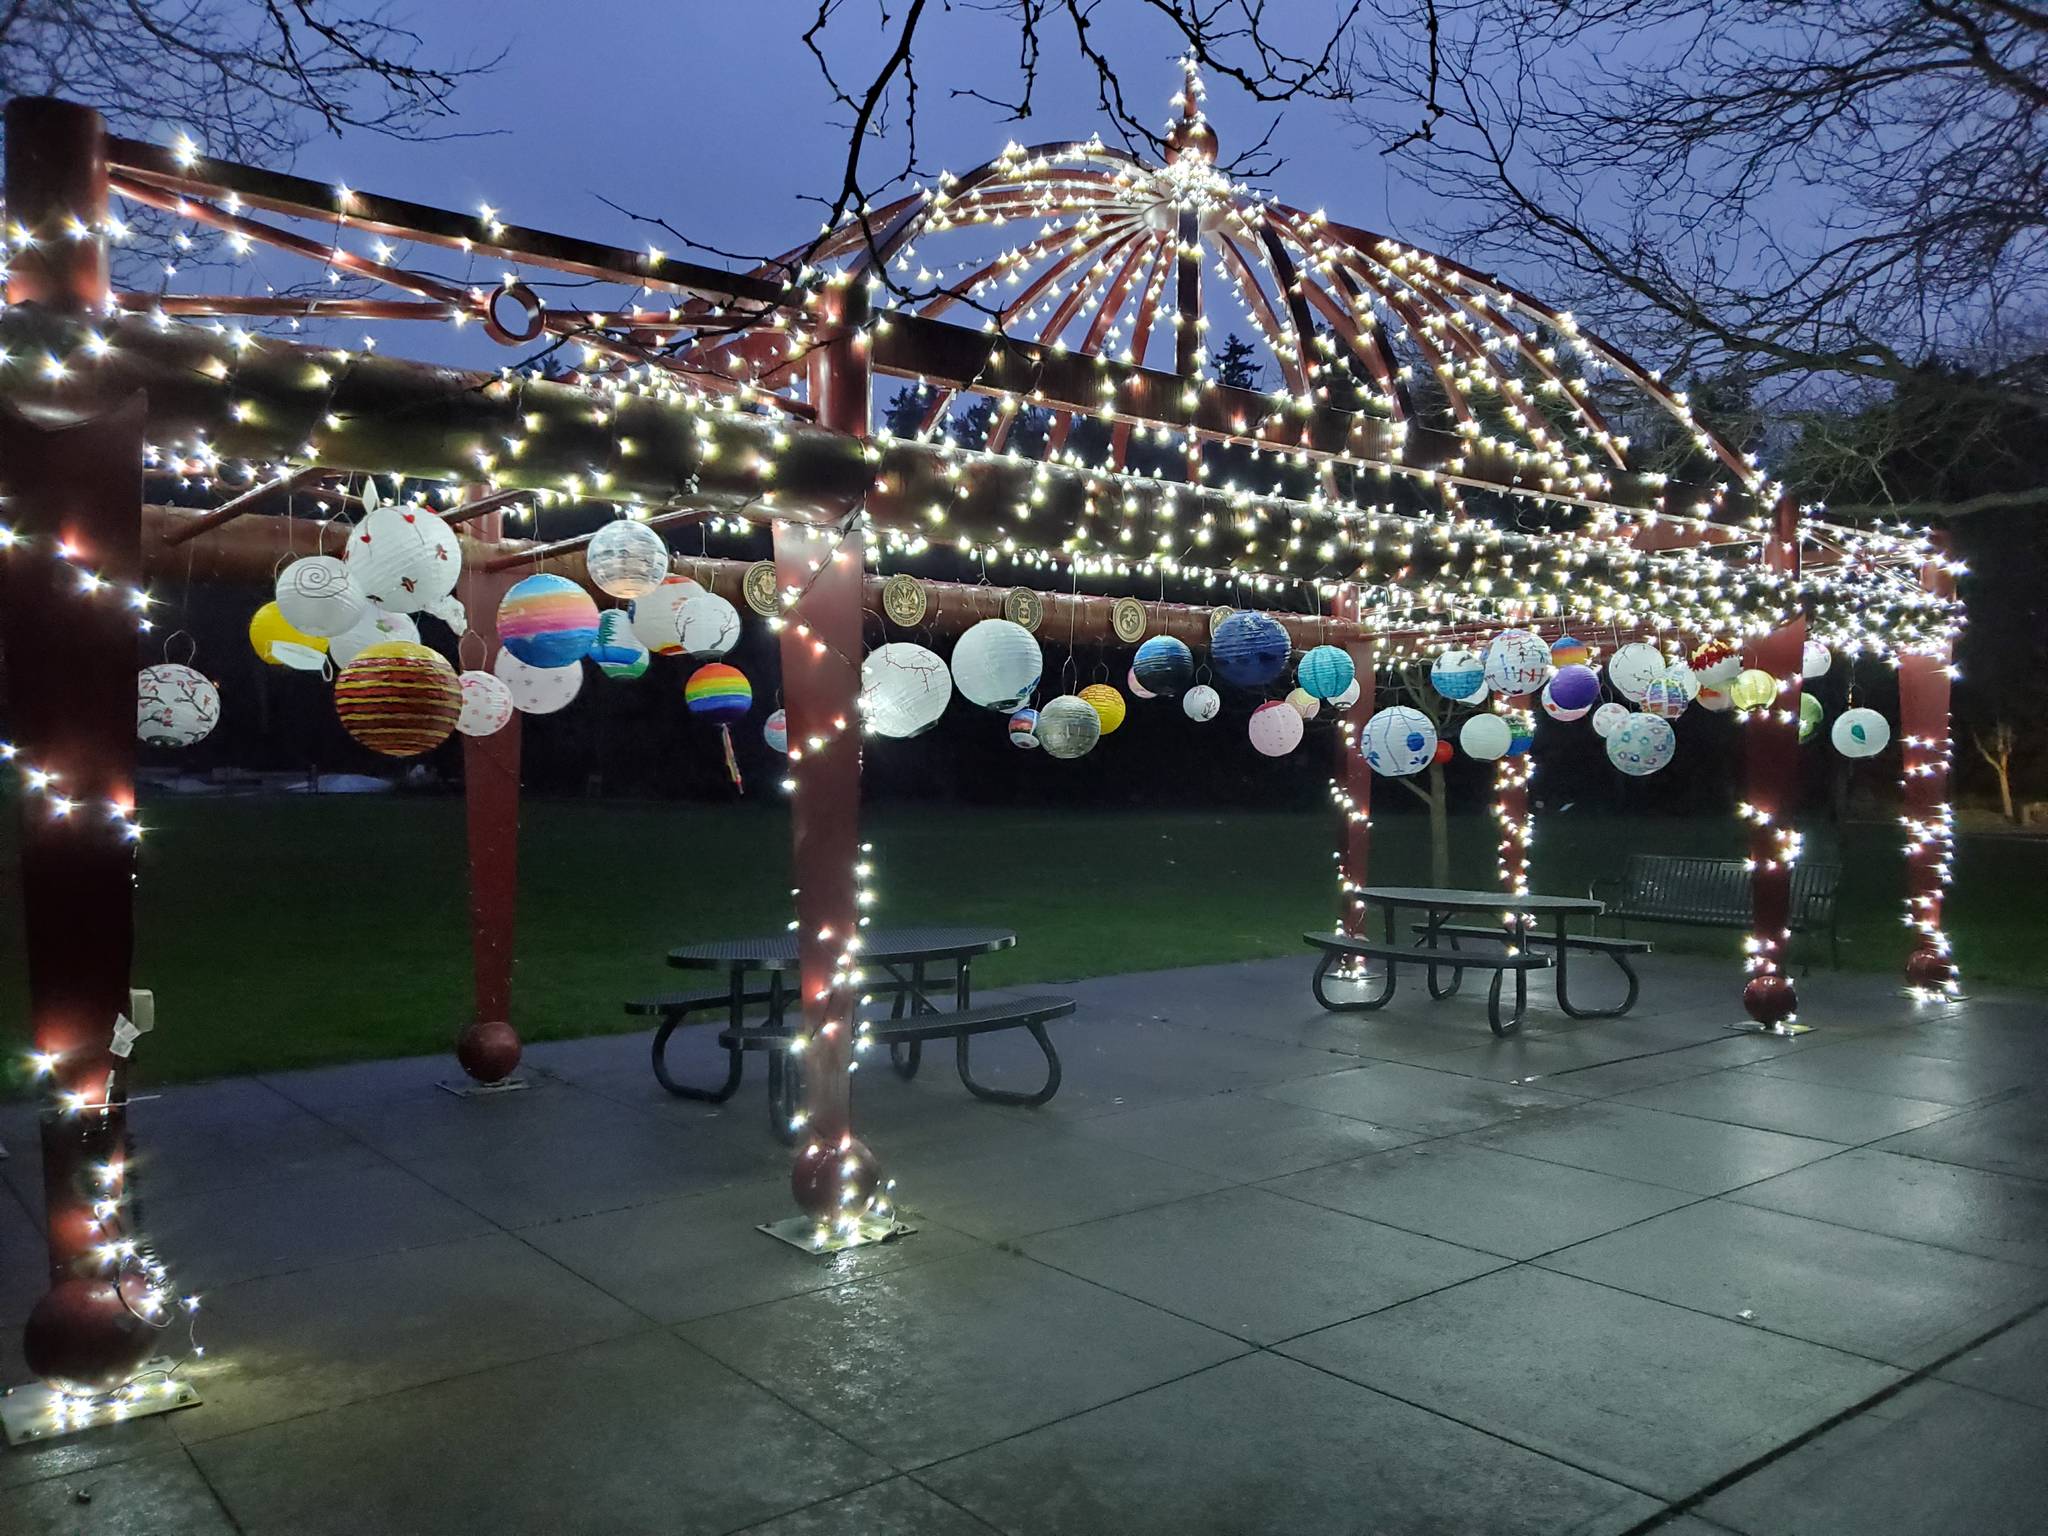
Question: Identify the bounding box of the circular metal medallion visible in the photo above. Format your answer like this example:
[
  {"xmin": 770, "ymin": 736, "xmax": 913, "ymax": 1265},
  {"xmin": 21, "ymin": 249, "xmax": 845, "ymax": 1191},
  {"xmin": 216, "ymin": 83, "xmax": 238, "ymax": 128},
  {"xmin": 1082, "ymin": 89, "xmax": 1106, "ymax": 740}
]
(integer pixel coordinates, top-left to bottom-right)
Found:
[
  {"xmin": 1208, "ymin": 606, "xmax": 1232, "ymax": 637},
  {"xmin": 1111, "ymin": 597, "xmax": 1147, "ymax": 644},
  {"xmin": 881, "ymin": 572, "xmax": 928, "ymax": 627},
  {"xmin": 741, "ymin": 560, "xmax": 779, "ymax": 617},
  {"xmin": 1002, "ymin": 587, "xmax": 1045, "ymax": 633}
]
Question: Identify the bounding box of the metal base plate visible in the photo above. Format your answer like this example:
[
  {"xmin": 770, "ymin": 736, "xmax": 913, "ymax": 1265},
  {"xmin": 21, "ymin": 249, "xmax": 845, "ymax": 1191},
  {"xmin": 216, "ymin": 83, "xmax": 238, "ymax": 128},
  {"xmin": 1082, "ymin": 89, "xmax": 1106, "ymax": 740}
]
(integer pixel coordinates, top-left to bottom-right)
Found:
[
  {"xmin": 1726, "ymin": 1020, "xmax": 1814, "ymax": 1037},
  {"xmin": 2, "ymin": 1362, "xmax": 200, "ymax": 1446},
  {"xmin": 758, "ymin": 1212, "xmax": 915, "ymax": 1255},
  {"xmin": 435, "ymin": 1075, "xmax": 533, "ymax": 1098}
]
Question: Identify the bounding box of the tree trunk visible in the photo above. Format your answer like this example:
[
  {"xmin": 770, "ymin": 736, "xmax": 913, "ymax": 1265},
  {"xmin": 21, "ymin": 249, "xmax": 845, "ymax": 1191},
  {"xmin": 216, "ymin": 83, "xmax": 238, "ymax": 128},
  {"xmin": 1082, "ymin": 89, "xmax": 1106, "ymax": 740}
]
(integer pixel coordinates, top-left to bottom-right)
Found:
[
  {"xmin": 1994, "ymin": 759, "xmax": 2015, "ymax": 823},
  {"xmin": 1427, "ymin": 762, "xmax": 1450, "ymax": 886}
]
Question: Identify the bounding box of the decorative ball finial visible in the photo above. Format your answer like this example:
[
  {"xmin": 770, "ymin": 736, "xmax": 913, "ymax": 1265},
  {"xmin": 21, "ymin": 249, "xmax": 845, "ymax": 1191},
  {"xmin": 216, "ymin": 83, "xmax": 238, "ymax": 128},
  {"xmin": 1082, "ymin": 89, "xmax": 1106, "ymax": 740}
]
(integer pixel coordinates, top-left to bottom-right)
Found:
[{"xmin": 1166, "ymin": 57, "xmax": 1218, "ymax": 163}]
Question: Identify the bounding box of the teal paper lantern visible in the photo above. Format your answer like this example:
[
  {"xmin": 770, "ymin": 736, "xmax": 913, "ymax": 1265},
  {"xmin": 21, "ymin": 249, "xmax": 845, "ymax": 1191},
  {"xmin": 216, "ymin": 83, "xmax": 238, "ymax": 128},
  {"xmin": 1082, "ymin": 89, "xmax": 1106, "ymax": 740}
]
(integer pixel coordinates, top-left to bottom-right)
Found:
[{"xmin": 1297, "ymin": 644, "xmax": 1355, "ymax": 701}]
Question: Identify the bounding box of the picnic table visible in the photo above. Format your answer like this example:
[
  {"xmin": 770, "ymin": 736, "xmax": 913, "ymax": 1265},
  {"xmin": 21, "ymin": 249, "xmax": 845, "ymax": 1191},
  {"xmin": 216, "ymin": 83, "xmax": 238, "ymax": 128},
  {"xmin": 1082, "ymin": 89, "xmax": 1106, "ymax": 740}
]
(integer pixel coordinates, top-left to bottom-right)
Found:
[
  {"xmin": 1305, "ymin": 886, "xmax": 1649, "ymax": 1036},
  {"xmin": 632, "ymin": 926, "xmax": 1075, "ymax": 1138}
]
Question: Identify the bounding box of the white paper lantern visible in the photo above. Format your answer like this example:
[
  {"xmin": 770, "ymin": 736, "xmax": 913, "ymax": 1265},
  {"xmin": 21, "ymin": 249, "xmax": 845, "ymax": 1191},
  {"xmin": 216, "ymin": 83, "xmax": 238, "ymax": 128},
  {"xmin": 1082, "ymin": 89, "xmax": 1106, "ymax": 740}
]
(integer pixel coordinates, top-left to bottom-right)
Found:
[
  {"xmin": 136, "ymin": 664, "xmax": 219, "ymax": 747},
  {"xmin": 1286, "ymin": 687, "xmax": 1321, "ymax": 720},
  {"xmin": 1832, "ymin": 707, "xmax": 1890, "ymax": 759},
  {"xmin": 1331, "ymin": 677, "xmax": 1362, "ymax": 711},
  {"xmin": 1606, "ymin": 642, "xmax": 1666, "ymax": 702},
  {"xmin": 1802, "ymin": 640, "xmax": 1833, "ymax": 680},
  {"xmin": 1035, "ymin": 694, "xmax": 1101, "ymax": 759},
  {"xmin": 1483, "ymin": 629, "xmax": 1552, "ymax": 698},
  {"xmin": 585, "ymin": 519, "xmax": 670, "ymax": 599},
  {"xmin": 328, "ymin": 607, "xmax": 419, "ymax": 667},
  {"xmin": 1541, "ymin": 680, "xmax": 1591, "ymax": 723},
  {"xmin": 1591, "ymin": 702, "xmax": 1630, "ymax": 738},
  {"xmin": 1248, "ymin": 700, "xmax": 1305, "ymax": 757},
  {"xmin": 1606, "ymin": 712, "xmax": 1677, "ymax": 776},
  {"xmin": 1460, "ymin": 713, "xmax": 1512, "ymax": 760},
  {"xmin": 763, "ymin": 708, "xmax": 788, "ymax": 755},
  {"xmin": 1430, "ymin": 648, "xmax": 1488, "ymax": 702},
  {"xmin": 1665, "ymin": 663, "xmax": 1701, "ymax": 702},
  {"xmin": 629, "ymin": 575, "xmax": 702, "ymax": 655},
  {"xmin": 860, "ymin": 642, "xmax": 952, "ymax": 739},
  {"xmin": 1697, "ymin": 686, "xmax": 1734, "ymax": 713},
  {"xmin": 1361, "ymin": 705, "xmax": 1437, "ymax": 776},
  {"xmin": 493, "ymin": 647, "xmax": 583, "ymax": 714},
  {"xmin": 274, "ymin": 555, "xmax": 368, "ymax": 639},
  {"xmin": 675, "ymin": 589, "xmax": 741, "ymax": 659},
  {"xmin": 343, "ymin": 504, "xmax": 461, "ymax": 612},
  {"xmin": 456, "ymin": 669, "xmax": 515, "ymax": 737},
  {"xmin": 425, "ymin": 593, "xmax": 467, "ymax": 633},
  {"xmin": 1182, "ymin": 684, "xmax": 1221, "ymax": 723},
  {"xmin": 951, "ymin": 619, "xmax": 1042, "ymax": 711}
]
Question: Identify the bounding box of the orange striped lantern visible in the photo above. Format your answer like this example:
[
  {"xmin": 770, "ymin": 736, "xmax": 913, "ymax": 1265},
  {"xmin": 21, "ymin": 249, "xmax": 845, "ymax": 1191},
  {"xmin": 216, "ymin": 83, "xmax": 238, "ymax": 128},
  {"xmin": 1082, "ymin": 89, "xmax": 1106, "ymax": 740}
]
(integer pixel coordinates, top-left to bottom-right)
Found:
[{"xmin": 335, "ymin": 641, "xmax": 461, "ymax": 757}]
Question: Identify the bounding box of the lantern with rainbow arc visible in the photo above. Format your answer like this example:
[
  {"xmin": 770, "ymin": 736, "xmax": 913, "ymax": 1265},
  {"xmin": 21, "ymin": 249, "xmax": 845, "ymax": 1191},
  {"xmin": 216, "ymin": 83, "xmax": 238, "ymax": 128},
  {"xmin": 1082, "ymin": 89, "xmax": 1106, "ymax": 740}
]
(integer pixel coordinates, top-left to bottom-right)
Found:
[
  {"xmin": 686, "ymin": 662, "xmax": 754, "ymax": 788},
  {"xmin": 497, "ymin": 573, "xmax": 600, "ymax": 669}
]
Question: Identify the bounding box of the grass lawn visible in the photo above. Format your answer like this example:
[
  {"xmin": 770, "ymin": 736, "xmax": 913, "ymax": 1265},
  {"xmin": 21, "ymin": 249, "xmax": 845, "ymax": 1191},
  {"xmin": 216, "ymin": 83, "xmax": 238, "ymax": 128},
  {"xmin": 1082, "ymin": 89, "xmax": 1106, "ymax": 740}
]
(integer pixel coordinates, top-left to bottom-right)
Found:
[{"xmin": 2, "ymin": 794, "xmax": 2041, "ymax": 1083}]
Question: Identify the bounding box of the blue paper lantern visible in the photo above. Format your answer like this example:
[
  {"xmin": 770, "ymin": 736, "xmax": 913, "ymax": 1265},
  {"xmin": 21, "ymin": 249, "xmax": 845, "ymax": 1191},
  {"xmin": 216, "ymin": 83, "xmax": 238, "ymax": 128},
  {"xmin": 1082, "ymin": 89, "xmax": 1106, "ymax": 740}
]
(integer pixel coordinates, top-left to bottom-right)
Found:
[
  {"xmin": 1297, "ymin": 644, "xmax": 1355, "ymax": 701},
  {"xmin": 1211, "ymin": 611, "xmax": 1289, "ymax": 689},
  {"xmin": 1548, "ymin": 663, "xmax": 1600, "ymax": 712},
  {"xmin": 1132, "ymin": 635, "xmax": 1195, "ymax": 696},
  {"xmin": 1430, "ymin": 648, "xmax": 1488, "ymax": 702},
  {"xmin": 1361, "ymin": 706, "xmax": 1437, "ymax": 777}
]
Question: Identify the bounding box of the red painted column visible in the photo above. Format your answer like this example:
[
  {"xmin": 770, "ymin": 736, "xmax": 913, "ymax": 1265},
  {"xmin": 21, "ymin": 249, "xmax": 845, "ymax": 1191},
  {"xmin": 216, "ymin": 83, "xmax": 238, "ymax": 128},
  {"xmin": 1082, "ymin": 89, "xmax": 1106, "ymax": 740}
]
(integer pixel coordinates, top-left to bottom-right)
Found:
[
  {"xmin": 1330, "ymin": 586, "xmax": 1374, "ymax": 936},
  {"xmin": 1739, "ymin": 494, "xmax": 1807, "ymax": 1029},
  {"xmin": 1900, "ymin": 542, "xmax": 1960, "ymax": 998},
  {"xmin": 1494, "ymin": 731, "xmax": 1534, "ymax": 898},
  {"xmin": 454, "ymin": 496, "xmax": 525, "ymax": 1081},
  {"xmin": 2, "ymin": 97, "xmax": 164, "ymax": 1393},
  {"xmin": 780, "ymin": 280, "xmax": 882, "ymax": 1234}
]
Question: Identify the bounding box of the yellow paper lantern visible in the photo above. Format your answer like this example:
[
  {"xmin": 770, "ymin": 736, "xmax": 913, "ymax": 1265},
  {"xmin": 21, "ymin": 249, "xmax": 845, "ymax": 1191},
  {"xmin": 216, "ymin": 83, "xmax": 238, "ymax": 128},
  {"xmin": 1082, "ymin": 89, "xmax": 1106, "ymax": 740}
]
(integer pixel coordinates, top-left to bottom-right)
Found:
[
  {"xmin": 1730, "ymin": 668, "xmax": 1778, "ymax": 711},
  {"xmin": 1079, "ymin": 682, "xmax": 1126, "ymax": 735},
  {"xmin": 249, "ymin": 600, "xmax": 329, "ymax": 669}
]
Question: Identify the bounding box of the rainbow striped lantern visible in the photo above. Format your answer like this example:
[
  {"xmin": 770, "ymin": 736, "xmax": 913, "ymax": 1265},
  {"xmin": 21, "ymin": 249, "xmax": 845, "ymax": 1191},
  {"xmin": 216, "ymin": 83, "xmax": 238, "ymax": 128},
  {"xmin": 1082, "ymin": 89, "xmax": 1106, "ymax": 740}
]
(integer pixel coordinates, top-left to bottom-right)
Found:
[
  {"xmin": 1297, "ymin": 644, "xmax": 1355, "ymax": 701},
  {"xmin": 1483, "ymin": 629, "xmax": 1552, "ymax": 699},
  {"xmin": 493, "ymin": 647, "xmax": 583, "ymax": 715},
  {"xmin": 497, "ymin": 573, "xmax": 600, "ymax": 669},
  {"xmin": 629, "ymin": 574, "xmax": 702, "ymax": 655},
  {"xmin": 1550, "ymin": 634, "xmax": 1591, "ymax": 669},
  {"xmin": 136, "ymin": 664, "xmax": 220, "ymax": 748},
  {"xmin": 1429, "ymin": 648, "xmax": 1487, "ymax": 702},
  {"xmin": 763, "ymin": 708, "xmax": 788, "ymax": 755},
  {"xmin": 1080, "ymin": 683, "xmax": 1127, "ymax": 735},
  {"xmin": 1606, "ymin": 712, "xmax": 1677, "ymax": 776},
  {"xmin": 584, "ymin": 518, "xmax": 670, "ymax": 599},
  {"xmin": 456, "ymin": 669, "xmax": 515, "ymax": 737},
  {"xmin": 1361, "ymin": 705, "xmax": 1436, "ymax": 777},
  {"xmin": 1640, "ymin": 675, "xmax": 1690, "ymax": 720},
  {"xmin": 1008, "ymin": 708, "xmax": 1041, "ymax": 749},
  {"xmin": 687, "ymin": 662, "xmax": 753, "ymax": 789},
  {"xmin": 590, "ymin": 610, "xmax": 650, "ymax": 680},
  {"xmin": 1132, "ymin": 635, "xmax": 1195, "ymax": 697},
  {"xmin": 335, "ymin": 641, "xmax": 462, "ymax": 757},
  {"xmin": 1248, "ymin": 699, "xmax": 1305, "ymax": 757},
  {"xmin": 1211, "ymin": 611, "xmax": 1290, "ymax": 689}
]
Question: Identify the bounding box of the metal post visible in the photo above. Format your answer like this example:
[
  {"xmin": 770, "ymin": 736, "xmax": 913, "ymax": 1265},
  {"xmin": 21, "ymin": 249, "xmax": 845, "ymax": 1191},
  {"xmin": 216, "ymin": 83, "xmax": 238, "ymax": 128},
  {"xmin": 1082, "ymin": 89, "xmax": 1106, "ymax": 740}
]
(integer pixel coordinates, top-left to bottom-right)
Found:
[
  {"xmin": 1900, "ymin": 538, "xmax": 1959, "ymax": 1000},
  {"xmin": 1331, "ymin": 586, "xmax": 1374, "ymax": 936},
  {"xmin": 1, "ymin": 97, "xmax": 162, "ymax": 1396},
  {"xmin": 452, "ymin": 493, "xmax": 525, "ymax": 1084},
  {"xmin": 775, "ymin": 280, "xmax": 889, "ymax": 1245}
]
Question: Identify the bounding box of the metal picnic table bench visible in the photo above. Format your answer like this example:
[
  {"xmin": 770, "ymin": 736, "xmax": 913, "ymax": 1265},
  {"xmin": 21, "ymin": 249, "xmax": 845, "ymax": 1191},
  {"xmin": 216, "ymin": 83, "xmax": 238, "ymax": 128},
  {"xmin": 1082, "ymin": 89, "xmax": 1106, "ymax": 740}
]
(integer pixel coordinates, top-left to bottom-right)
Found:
[
  {"xmin": 1305, "ymin": 885, "xmax": 1650, "ymax": 1036},
  {"xmin": 628, "ymin": 925, "xmax": 1075, "ymax": 1140}
]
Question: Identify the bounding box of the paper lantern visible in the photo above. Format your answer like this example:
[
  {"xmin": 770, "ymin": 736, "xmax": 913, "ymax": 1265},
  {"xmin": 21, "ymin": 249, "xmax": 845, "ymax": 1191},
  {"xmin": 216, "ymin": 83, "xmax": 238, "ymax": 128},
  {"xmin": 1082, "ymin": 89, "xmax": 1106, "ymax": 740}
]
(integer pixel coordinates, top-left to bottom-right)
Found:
[
  {"xmin": 1036, "ymin": 694, "xmax": 1102, "ymax": 759},
  {"xmin": 1079, "ymin": 683, "xmax": 1126, "ymax": 735},
  {"xmin": 335, "ymin": 641, "xmax": 461, "ymax": 756},
  {"xmin": 1606, "ymin": 642, "xmax": 1666, "ymax": 702},
  {"xmin": 1008, "ymin": 708, "xmax": 1041, "ymax": 748},
  {"xmin": 497, "ymin": 573, "xmax": 600, "ymax": 668},
  {"xmin": 1799, "ymin": 693, "xmax": 1824, "ymax": 743},
  {"xmin": 1182, "ymin": 684, "xmax": 1221, "ymax": 722},
  {"xmin": 328, "ymin": 607, "xmax": 418, "ymax": 668},
  {"xmin": 1832, "ymin": 707, "xmax": 1890, "ymax": 758},
  {"xmin": 425, "ymin": 593, "xmax": 467, "ymax": 633},
  {"xmin": 763, "ymin": 708, "xmax": 788, "ymax": 754},
  {"xmin": 492, "ymin": 647, "xmax": 583, "ymax": 714},
  {"xmin": 1641, "ymin": 676, "xmax": 1689, "ymax": 720},
  {"xmin": 1591, "ymin": 702, "xmax": 1630, "ymax": 738},
  {"xmin": 1211, "ymin": 611, "xmax": 1289, "ymax": 688},
  {"xmin": 1126, "ymin": 667, "xmax": 1155, "ymax": 701},
  {"xmin": 1606, "ymin": 712, "xmax": 1677, "ymax": 776},
  {"xmin": 1730, "ymin": 668, "xmax": 1779, "ymax": 711},
  {"xmin": 1248, "ymin": 699, "xmax": 1305, "ymax": 756},
  {"xmin": 249, "ymin": 601, "xmax": 329, "ymax": 670},
  {"xmin": 1460, "ymin": 713, "xmax": 1512, "ymax": 760},
  {"xmin": 1689, "ymin": 639, "xmax": 1741, "ymax": 688},
  {"xmin": 1331, "ymin": 677, "xmax": 1361, "ymax": 711},
  {"xmin": 343, "ymin": 504, "xmax": 460, "ymax": 612},
  {"xmin": 861, "ymin": 642, "xmax": 952, "ymax": 739},
  {"xmin": 1132, "ymin": 634, "xmax": 1194, "ymax": 698},
  {"xmin": 1665, "ymin": 663, "xmax": 1701, "ymax": 702},
  {"xmin": 274, "ymin": 555, "xmax": 367, "ymax": 639},
  {"xmin": 1697, "ymin": 685, "xmax": 1734, "ymax": 713},
  {"xmin": 1507, "ymin": 710, "xmax": 1535, "ymax": 756},
  {"xmin": 1361, "ymin": 705, "xmax": 1436, "ymax": 776},
  {"xmin": 675, "ymin": 589, "xmax": 741, "ymax": 659},
  {"xmin": 1297, "ymin": 644, "xmax": 1355, "ymax": 700},
  {"xmin": 952, "ymin": 618, "xmax": 1043, "ymax": 711},
  {"xmin": 1548, "ymin": 663, "xmax": 1600, "ymax": 713},
  {"xmin": 456, "ymin": 669, "xmax": 514, "ymax": 737},
  {"xmin": 1801, "ymin": 640, "xmax": 1833, "ymax": 680},
  {"xmin": 1430, "ymin": 648, "xmax": 1487, "ymax": 702},
  {"xmin": 684, "ymin": 662, "xmax": 752, "ymax": 723},
  {"xmin": 136, "ymin": 664, "xmax": 219, "ymax": 747},
  {"xmin": 1483, "ymin": 629, "xmax": 1552, "ymax": 698},
  {"xmin": 1286, "ymin": 687, "xmax": 1321, "ymax": 720},
  {"xmin": 1432, "ymin": 740, "xmax": 1453, "ymax": 765},
  {"xmin": 590, "ymin": 610, "xmax": 650, "ymax": 679},
  {"xmin": 629, "ymin": 575, "xmax": 702, "ymax": 655},
  {"xmin": 585, "ymin": 518, "xmax": 670, "ymax": 599},
  {"xmin": 1541, "ymin": 680, "xmax": 1591, "ymax": 723},
  {"xmin": 1550, "ymin": 635, "xmax": 1590, "ymax": 668}
]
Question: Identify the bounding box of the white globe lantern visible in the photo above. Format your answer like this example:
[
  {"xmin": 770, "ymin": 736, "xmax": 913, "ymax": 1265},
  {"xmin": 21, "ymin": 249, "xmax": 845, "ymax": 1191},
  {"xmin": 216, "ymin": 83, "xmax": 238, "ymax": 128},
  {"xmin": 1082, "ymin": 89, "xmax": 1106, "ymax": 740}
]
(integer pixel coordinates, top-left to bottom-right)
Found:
[
  {"xmin": 1832, "ymin": 707, "xmax": 1891, "ymax": 759},
  {"xmin": 1035, "ymin": 694, "xmax": 1101, "ymax": 759},
  {"xmin": 675, "ymin": 589, "xmax": 741, "ymax": 659},
  {"xmin": 1286, "ymin": 687, "xmax": 1321, "ymax": 720},
  {"xmin": 493, "ymin": 648, "xmax": 583, "ymax": 714},
  {"xmin": 1606, "ymin": 643, "xmax": 1666, "ymax": 703},
  {"xmin": 328, "ymin": 607, "xmax": 419, "ymax": 668},
  {"xmin": 585, "ymin": 519, "xmax": 670, "ymax": 599},
  {"xmin": 1182, "ymin": 684, "xmax": 1221, "ymax": 723},
  {"xmin": 629, "ymin": 575, "xmax": 702, "ymax": 655},
  {"xmin": 1361, "ymin": 706, "xmax": 1437, "ymax": 776},
  {"xmin": 136, "ymin": 664, "xmax": 219, "ymax": 747},
  {"xmin": 1802, "ymin": 640, "xmax": 1834, "ymax": 680},
  {"xmin": 1483, "ymin": 629, "xmax": 1552, "ymax": 698},
  {"xmin": 456, "ymin": 669, "xmax": 515, "ymax": 737},
  {"xmin": 1606, "ymin": 712, "xmax": 1677, "ymax": 776},
  {"xmin": 1248, "ymin": 700, "xmax": 1305, "ymax": 757},
  {"xmin": 1330, "ymin": 677, "xmax": 1362, "ymax": 711},
  {"xmin": 1591, "ymin": 702, "xmax": 1631, "ymax": 738},
  {"xmin": 343, "ymin": 504, "xmax": 461, "ymax": 613},
  {"xmin": 860, "ymin": 642, "xmax": 952, "ymax": 739},
  {"xmin": 1430, "ymin": 647, "xmax": 1488, "ymax": 702},
  {"xmin": 1460, "ymin": 713, "xmax": 1512, "ymax": 761},
  {"xmin": 275, "ymin": 555, "xmax": 368, "ymax": 639},
  {"xmin": 950, "ymin": 618, "xmax": 1042, "ymax": 711}
]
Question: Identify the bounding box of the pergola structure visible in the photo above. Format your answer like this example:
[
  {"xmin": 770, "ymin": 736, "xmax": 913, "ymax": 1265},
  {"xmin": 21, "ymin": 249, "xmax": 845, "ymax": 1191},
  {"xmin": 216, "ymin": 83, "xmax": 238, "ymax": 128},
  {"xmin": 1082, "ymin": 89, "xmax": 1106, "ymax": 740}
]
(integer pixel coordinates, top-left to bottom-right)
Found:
[{"xmin": 0, "ymin": 74, "xmax": 1961, "ymax": 1407}]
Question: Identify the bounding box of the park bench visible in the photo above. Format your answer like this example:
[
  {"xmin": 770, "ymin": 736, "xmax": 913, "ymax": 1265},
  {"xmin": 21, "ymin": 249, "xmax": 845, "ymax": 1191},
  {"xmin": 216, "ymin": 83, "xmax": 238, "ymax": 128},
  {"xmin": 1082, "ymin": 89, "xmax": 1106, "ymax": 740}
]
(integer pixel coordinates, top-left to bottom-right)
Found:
[
  {"xmin": 1304, "ymin": 931, "xmax": 1553, "ymax": 1036},
  {"xmin": 1409, "ymin": 923, "xmax": 1651, "ymax": 1018},
  {"xmin": 1591, "ymin": 854, "xmax": 1842, "ymax": 966}
]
